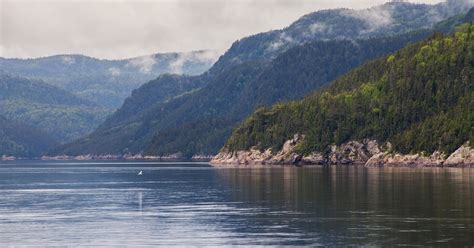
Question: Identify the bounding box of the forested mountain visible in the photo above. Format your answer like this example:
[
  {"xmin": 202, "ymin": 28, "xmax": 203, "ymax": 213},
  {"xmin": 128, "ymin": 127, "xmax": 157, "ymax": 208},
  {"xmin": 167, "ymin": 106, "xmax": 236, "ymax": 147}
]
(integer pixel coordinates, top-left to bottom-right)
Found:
[
  {"xmin": 53, "ymin": 2, "xmax": 474, "ymax": 158},
  {"xmin": 144, "ymin": 31, "xmax": 434, "ymax": 156},
  {"xmin": 0, "ymin": 75, "xmax": 111, "ymax": 143},
  {"xmin": 0, "ymin": 115, "xmax": 57, "ymax": 157},
  {"xmin": 223, "ymin": 24, "xmax": 473, "ymax": 157},
  {"xmin": 210, "ymin": 0, "xmax": 474, "ymax": 74},
  {"xmin": 0, "ymin": 50, "xmax": 218, "ymax": 108},
  {"xmin": 102, "ymin": 74, "xmax": 206, "ymax": 127}
]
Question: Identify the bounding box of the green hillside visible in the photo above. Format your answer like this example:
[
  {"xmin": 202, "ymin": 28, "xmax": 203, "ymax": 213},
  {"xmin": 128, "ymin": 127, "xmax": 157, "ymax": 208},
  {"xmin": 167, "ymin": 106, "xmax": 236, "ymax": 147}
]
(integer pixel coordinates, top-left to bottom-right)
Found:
[
  {"xmin": 0, "ymin": 75, "xmax": 111, "ymax": 143},
  {"xmin": 224, "ymin": 24, "xmax": 473, "ymax": 156},
  {"xmin": 0, "ymin": 115, "xmax": 57, "ymax": 157}
]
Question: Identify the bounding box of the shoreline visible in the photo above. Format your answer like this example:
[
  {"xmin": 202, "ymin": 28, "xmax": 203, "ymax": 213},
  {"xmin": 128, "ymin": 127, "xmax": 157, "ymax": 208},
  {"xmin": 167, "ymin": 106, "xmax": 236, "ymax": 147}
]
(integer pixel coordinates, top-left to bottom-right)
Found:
[
  {"xmin": 1, "ymin": 154, "xmax": 213, "ymax": 162},
  {"xmin": 211, "ymin": 137, "xmax": 474, "ymax": 168}
]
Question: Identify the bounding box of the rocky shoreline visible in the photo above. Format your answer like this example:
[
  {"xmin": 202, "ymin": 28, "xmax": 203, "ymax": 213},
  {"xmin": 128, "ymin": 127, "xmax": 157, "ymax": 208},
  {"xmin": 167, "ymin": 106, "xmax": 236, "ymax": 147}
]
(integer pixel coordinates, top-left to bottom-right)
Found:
[
  {"xmin": 210, "ymin": 135, "xmax": 474, "ymax": 167},
  {"xmin": 40, "ymin": 154, "xmax": 213, "ymax": 161},
  {"xmin": 1, "ymin": 154, "xmax": 213, "ymax": 161}
]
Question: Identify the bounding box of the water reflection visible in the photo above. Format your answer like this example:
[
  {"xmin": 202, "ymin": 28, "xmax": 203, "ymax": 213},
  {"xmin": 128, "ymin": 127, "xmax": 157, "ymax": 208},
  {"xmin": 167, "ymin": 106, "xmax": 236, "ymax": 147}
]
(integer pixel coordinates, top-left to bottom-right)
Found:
[
  {"xmin": 0, "ymin": 162, "xmax": 472, "ymax": 246},
  {"xmin": 216, "ymin": 166, "xmax": 474, "ymax": 246},
  {"xmin": 138, "ymin": 191, "xmax": 143, "ymax": 211}
]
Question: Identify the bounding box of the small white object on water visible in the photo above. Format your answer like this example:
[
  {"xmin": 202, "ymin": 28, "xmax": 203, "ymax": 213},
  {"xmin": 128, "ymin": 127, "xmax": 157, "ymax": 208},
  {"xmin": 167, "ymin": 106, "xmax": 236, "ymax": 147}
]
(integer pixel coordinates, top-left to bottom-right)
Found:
[{"xmin": 138, "ymin": 170, "xmax": 143, "ymax": 176}]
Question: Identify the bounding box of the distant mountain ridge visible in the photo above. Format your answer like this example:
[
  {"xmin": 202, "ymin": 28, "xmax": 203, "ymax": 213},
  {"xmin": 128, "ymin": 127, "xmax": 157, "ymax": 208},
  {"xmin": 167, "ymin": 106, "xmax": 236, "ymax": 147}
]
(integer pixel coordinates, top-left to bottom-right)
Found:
[
  {"xmin": 53, "ymin": 2, "xmax": 474, "ymax": 158},
  {"xmin": 210, "ymin": 0, "xmax": 474, "ymax": 74},
  {"xmin": 0, "ymin": 50, "xmax": 219, "ymax": 108}
]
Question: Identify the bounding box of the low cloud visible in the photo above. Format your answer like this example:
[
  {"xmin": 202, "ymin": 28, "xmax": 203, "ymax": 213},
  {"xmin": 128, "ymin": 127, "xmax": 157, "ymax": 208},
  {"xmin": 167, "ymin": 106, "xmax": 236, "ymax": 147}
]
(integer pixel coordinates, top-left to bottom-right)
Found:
[
  {"xmin": 169, "ymin": 50, "xmax": 221, "ymax": 74},
  {"xmin": 343, "ymin": 6, "xmax": 393, "ymax": 33},
  {"xmin": 127, "ymin": 55, "xmax": 156, "ymax": 74},
  {"xmin": 267, "ymin": 32, "xmax": 295, "ymax": 52},
  {"xmin": 108, "ymin": 67, "xmax": 121, "ymax": 77},
  {"xmin": 1, "ymin": 0, "xmax": 446, "ymax": 59},
  {"xmin": 61, "ymin": 56, "xmax": 75, "ymax": 65},
  {"xmin": 309, "ymin": 23, "xmax": 329, "ymax": 35}
]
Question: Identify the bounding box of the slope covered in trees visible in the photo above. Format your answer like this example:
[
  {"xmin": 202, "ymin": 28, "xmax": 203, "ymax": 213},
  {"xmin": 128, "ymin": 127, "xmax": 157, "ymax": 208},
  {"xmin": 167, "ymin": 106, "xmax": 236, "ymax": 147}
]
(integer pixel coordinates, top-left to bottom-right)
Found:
[
  {"xmin": 210, "ymin": 0, "xmax": 473, "ymax": 74},
  {"xmin": 54, "ymin": 2, "xmax": 474, "ymax": 157},
  {"xmin": 0, "ymin": 75, "xmax": 111, "ymax": 143},
  {"xmin": 0, "ymin": 51, "xmax": 218, "ymax": 108},
  {"xmin": 145, "ymin": 31, "xmax": 434, "ymax": 156},
  {"xmin": 223, "ymin": 24, "xmax": 473, "ymax": 156},
  {"xmin": 56, "ymin": 29, "xmax": 439, "ymax": 156},
  {"xmin": 0, "ymin": 115, "xmax": 57, "ymax": 157}
]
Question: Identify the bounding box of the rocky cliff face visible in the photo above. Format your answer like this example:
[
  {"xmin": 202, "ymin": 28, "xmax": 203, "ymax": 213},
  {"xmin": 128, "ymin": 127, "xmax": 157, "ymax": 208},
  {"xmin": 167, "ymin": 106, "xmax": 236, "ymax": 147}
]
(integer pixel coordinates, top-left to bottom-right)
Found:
[
  {"xmin": 365, "ymin": 151, "xmax": 446, "ymax": 167},
  {"xmin": 211, "ymin": 134, "xmax": 305, "ymax": 165},
  {"xmin": 211, "ymin": 135, "xmax": 384, "ymax": 166},
  {"xmin": 211, "ymin": 136, "xmax": 473, "ymax": 167}
]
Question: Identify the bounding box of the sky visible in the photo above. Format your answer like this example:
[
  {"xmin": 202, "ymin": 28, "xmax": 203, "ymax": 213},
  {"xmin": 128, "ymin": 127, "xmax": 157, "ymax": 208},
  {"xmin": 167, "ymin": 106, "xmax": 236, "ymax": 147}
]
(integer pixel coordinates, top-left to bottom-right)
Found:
[{"xmin": 0, "ymin": 0, "xmax": 446, "ymax": 59}]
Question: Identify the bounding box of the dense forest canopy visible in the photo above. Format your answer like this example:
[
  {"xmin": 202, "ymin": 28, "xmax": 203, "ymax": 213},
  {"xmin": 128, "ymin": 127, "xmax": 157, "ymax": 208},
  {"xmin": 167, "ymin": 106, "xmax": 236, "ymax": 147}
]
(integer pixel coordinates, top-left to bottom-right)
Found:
[
  {"xmin": 0, "ymin": 75, "xmax": 111, "ymax": 143},
  {"xmin": 224, "ymin": 24, "xmax": 473, "ymax": 156},
  {"xmin": 0, "ymin": 115, "xmax": 57, "ymax": 157}
]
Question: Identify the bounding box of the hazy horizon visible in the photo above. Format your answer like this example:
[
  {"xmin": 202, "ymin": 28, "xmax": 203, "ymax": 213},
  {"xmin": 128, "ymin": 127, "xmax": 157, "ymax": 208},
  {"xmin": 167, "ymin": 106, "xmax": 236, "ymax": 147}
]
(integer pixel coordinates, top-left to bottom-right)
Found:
[{"xmin": 0, "ymin": 0, "xmax": 449, "ymax": 60}]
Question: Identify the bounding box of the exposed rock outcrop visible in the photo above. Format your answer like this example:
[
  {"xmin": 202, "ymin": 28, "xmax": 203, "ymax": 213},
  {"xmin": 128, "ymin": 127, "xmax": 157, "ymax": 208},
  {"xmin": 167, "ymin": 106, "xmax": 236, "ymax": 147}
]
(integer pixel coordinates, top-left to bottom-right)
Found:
[
  {"xmin": 211, "ymin": 136, "xmax": 386, "ymax": 166},
  {"xmin": 41, "ymin": 153, "xmax": 194, "ymax": 161},
  {"xmin": 211, "ymin": 136, "xmax": 473, "ymax": 167},
  {"xmin": 191, "ymin": 154, "xmax": 214, "ymax": 161},
  {"xmin": 365, "ymin": 151, "xmax": 446, "ymax": 167},
  {"xmin": 444, "ymin": 144, "xmax": 474, "ymax": 167},
  {"xmin": 211, "ymin": 134, "xmax": 305, "ymax": 165},
  {"xmin": 328, "ymin": 139, "xmax": 383, "ymax": 165},
  {"xmin": 1, "ymin": 155, "xmax": 16, "ymax": 161}
]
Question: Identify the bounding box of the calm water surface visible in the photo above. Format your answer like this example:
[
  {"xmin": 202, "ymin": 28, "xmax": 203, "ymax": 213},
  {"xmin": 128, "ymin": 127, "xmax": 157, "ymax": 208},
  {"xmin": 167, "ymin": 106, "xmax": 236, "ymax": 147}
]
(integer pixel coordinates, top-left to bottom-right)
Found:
[{"xmin": 0, "ymin": 161, "xmax": 473, "ymax": 246}]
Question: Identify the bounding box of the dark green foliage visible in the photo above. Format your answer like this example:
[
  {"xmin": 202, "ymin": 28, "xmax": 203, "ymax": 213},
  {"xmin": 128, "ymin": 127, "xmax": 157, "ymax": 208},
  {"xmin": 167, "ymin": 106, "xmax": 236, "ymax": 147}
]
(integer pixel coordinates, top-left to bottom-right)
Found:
[
  {"xmin": 225, "ymin": 25, "xmax": 473, "ymax": 155},
  {"xmin": 0, "ymin": 75, "xmax": 111, "ymax": 143},
  {"xmin": 147, "ymin": 118, "xmax": 238, "ymax": 157},
  {"xmin": 0, "ymin": 115, "xmax": 57, "ymax": 157},
  {"xmin": 391, "ymin": 96, "xmax": 473, "ymax": 154},
  {"xmin": 0, "ymin": 74, "xmax": 92, "ymax": 106},
  {"xmin": 102, "ymin": 74, "xmax": 206, "ymax": 127}
]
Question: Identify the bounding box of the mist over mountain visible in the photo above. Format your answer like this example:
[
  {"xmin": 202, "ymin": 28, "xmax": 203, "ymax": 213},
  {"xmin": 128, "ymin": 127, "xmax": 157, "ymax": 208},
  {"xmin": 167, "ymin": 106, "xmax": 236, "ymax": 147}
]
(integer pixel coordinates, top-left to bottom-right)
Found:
[
  {"xmin": 53, "ymin": 2, "xmax": 474, "ymax": 157},
  {"xmin": 0, "ymin": 50, "xmax": 219, "ymax": 108},
  {"xmin": 210, "ymin": 0, "xmax": 474, "ymax": 74}
]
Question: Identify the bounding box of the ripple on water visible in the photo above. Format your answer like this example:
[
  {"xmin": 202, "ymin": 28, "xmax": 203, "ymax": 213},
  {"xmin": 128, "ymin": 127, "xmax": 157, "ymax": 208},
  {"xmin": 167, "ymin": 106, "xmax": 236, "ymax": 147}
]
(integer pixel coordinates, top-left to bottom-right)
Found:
[{"xmin": 0, "ymin": 162, "xmax": 473, "ymax": 246}]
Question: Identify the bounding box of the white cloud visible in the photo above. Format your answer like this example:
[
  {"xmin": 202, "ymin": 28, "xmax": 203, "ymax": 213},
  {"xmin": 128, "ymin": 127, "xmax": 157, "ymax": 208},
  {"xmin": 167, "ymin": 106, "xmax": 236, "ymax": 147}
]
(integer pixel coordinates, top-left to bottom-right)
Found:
[
  {"xmin": 169, "ymin": 50, "xmax": 221, "ymax": 74},
  {"xmin": 61, "ymin": 56, "xmax": 75, "ymax": 65},
  {"xmin": 193, "ymin": 50, "xmax": 222, "ymax": 63},
  {"xmin": 267, "ymin": 32, "xmax": 296, "ymax": 52},
  {"xmin": 127, "ymin": 55, "xmax": 156, "ymax": 74},
  {"xmin": 0, "ymin": 0, "xmax": 447, "ymax": 59},
  {"xmin": 343, "ymin": 6, "xmax": 393, "ymax": 33},
  {"xmin": 108, "ymin": 67, "xmax": 121, "ymax": 76},
  {"xmin": 309, "ymin": 23, "xmax": 327, "ymax": 34}
]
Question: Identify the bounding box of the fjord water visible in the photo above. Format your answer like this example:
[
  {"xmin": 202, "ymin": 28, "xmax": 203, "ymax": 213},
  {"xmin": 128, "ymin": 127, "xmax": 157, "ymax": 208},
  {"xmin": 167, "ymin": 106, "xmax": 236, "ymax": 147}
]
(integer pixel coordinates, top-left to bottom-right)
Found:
[{"xmin": 0, "ymin": 162, "xmax": 473, "ymax": 246}]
